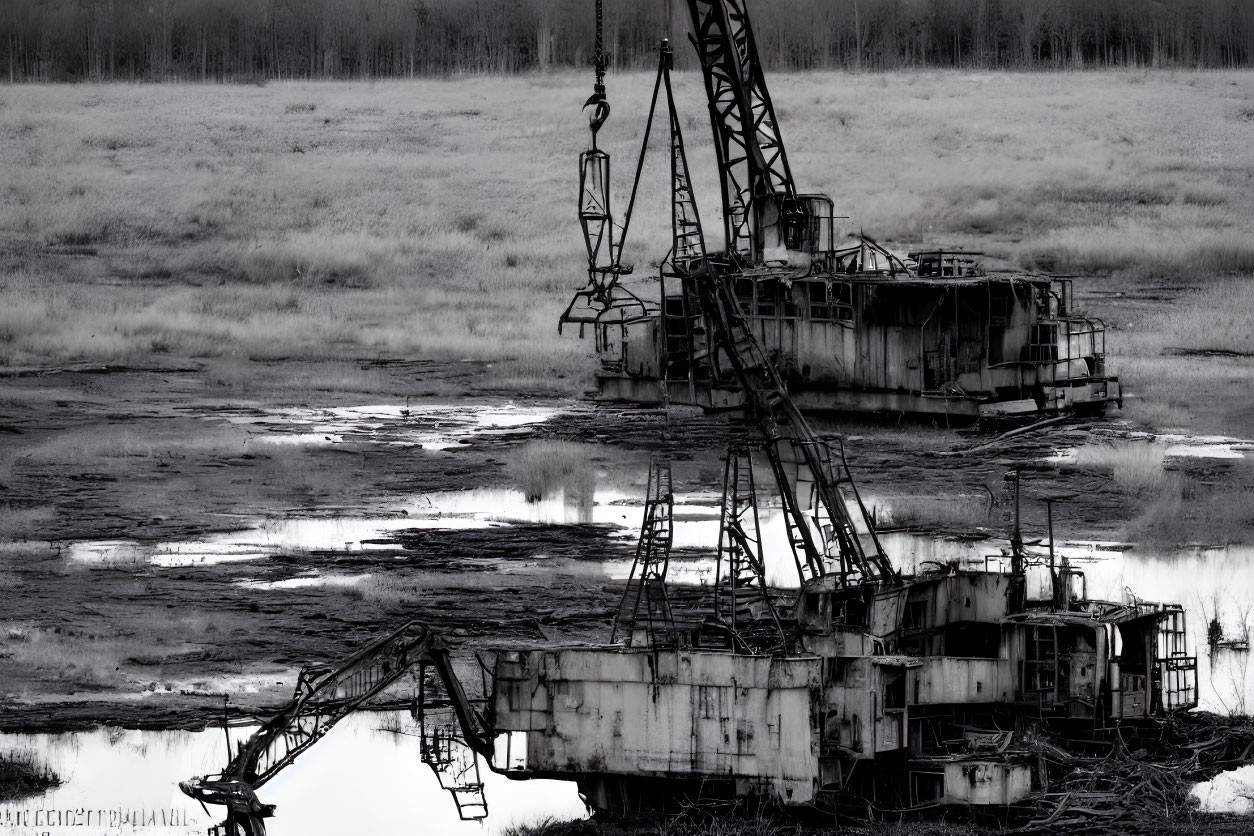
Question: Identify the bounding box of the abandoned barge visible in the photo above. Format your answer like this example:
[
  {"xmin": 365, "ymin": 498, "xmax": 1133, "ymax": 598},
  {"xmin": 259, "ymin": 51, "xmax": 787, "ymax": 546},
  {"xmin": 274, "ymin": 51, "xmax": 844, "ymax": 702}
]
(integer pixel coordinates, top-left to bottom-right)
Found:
[
  {"xmin": 560, "ymin": 0, "xmax": 1120, "ymax": 423},
  {"xmin": 593, "ymin": 247, "xmax": 1125, "ymax": 422}
]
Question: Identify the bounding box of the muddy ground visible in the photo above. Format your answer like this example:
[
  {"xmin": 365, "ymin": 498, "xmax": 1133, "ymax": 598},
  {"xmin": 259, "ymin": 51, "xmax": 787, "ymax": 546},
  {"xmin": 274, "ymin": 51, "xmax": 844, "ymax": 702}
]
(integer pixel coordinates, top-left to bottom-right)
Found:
[{"xmin": 1, "ymin": 277, "xmax": 1252, "ymax": 734}]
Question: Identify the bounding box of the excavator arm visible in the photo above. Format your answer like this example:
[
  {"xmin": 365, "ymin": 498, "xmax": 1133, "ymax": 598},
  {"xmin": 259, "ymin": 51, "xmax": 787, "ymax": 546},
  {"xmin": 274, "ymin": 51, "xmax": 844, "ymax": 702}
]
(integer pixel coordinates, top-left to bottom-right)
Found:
[{"xmin": 180, "ymin": 620, "xmax": 494, "ymax": 836}]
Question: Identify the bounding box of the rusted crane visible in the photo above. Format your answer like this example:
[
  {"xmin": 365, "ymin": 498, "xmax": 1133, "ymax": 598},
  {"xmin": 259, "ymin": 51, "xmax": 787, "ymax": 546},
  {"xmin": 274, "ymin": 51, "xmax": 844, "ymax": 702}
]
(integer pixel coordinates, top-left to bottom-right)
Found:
[{"xmin": 566, "ymin": 1, "xmax": 1121, "ymax": 424}]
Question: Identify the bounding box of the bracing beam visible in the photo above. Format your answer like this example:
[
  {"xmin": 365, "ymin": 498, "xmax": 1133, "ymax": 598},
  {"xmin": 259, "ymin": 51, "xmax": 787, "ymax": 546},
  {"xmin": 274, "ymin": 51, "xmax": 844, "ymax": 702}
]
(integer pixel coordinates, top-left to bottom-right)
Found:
[{"xmin": 686, "ymin": 0, "xmax": 795, "ymax": 259}]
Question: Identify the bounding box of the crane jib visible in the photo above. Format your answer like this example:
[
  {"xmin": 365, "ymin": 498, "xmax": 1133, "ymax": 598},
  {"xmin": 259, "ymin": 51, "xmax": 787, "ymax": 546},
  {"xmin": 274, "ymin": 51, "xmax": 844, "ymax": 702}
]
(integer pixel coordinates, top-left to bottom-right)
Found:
[{"xmin": 685, "ymin": 0, "xmax": 797, "ymax": 261}]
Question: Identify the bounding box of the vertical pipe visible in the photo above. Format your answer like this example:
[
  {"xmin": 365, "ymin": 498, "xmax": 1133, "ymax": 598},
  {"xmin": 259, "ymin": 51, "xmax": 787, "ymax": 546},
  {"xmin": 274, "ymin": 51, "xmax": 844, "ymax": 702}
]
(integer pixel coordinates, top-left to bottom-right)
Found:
[
  {"xmin": 1010, "ymin": 468, "xmax": 1023, "ymax": 576},
  {"xmin": 1047, "ymin": 499, "xmax": 1057, "ymax": 609}
]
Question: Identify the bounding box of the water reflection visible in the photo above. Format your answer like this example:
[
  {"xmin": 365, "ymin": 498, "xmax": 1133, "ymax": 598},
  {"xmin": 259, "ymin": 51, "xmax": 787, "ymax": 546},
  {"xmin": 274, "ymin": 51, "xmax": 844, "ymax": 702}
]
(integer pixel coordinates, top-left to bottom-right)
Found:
[
  {"xmin": 597, "ymin": 493, "xmax": 1254, "ymax": 716},
  {"xmin": 1046, "ymin": 429, "xmax": 1253, "ymax": 464},
  {"xmin": 881, "ymin": 534, "xmax": 1254, "ymax": 715},
  {"xmin": 62, "ymin": 487, "xmax": 633, "ymax": 570},
  {"xmin": 0, "ymin": 713, "xmax": 585, "ymax": 836}
]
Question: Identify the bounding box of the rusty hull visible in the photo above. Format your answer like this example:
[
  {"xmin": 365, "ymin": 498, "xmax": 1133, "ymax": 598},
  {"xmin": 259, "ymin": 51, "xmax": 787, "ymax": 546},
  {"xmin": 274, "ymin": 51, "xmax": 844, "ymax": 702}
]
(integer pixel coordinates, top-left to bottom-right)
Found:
[
  {"xmin": 492, "ymin": 648, "xmax": 820, "ymax": 806},
  {"xmin": 594, "ymin": 273, "xmax": 1121, "ymax": 421}
]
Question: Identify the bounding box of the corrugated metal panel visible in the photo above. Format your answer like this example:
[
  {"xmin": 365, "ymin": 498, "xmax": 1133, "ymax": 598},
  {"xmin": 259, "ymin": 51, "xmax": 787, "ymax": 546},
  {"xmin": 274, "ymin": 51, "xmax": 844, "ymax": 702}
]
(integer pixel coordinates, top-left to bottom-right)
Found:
[
  {"xmin": 911, "ymin": 658, "xmax": 1015, "ymax": 704},
  {"xmin": 943, "ymin": 761, "xmax": 1033, "ymax": 805},
  {"xmin": 493, "ymin": 648, "xmax": 821, "ymax": 804}
]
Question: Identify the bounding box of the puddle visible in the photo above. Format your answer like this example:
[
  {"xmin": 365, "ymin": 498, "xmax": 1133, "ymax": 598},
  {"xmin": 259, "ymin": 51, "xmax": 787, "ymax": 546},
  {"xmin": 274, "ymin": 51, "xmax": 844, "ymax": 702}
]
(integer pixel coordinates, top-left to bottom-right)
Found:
[
  {"xmin": 214, "ymin": 402, "xmax": 563, "ymax": 451},
  {"xmin": 64, "ymin": 488, "xmax": 629, "ymax": 569},
  {"xmin": 422, "ymin": 487, "xmax": 637, "ymax": 527},
  {"xmin": 236, "ymin": 572, "xmax": 373, "ymax": 590},
  {"xmin": 48, "ymin": 460, "xmax": 1254, "ymax": 718},
  {"xmin": 158, "ymin": 671, "xmax": 294, "ymax": 698},
  {"xmin": 64, "ymin": 517, "xmax": 503, "ymax": 568},
  {"xmin": 0, "ymin": 712, "xmax": 585, "ymax": 835},
  {"xmin": 1048, "ymin": 430, "xmax": 1253, "ymax": 463}
]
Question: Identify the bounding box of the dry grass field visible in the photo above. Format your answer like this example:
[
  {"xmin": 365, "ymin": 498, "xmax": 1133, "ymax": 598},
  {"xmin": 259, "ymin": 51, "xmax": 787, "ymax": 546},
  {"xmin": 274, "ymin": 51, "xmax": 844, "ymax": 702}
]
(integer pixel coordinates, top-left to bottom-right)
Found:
[{"xmin": 1, "ymin": 70, "xmax": 1252, "ymax": 407}]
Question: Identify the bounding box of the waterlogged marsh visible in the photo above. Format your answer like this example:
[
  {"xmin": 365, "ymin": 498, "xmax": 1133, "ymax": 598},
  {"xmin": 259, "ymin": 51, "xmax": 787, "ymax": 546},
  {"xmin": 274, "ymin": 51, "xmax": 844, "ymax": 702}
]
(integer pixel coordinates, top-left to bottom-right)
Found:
[
  {"xmin": 1, "ymin": 66, "xmax": 1252, "ymax": 834},
  {"xmin": 17, "ymin": 432, "xmax": 1254, "ymax": 713},
  {"xmin": 2, "ymin": 369, "xmax": 1252, "ymax": 735}
]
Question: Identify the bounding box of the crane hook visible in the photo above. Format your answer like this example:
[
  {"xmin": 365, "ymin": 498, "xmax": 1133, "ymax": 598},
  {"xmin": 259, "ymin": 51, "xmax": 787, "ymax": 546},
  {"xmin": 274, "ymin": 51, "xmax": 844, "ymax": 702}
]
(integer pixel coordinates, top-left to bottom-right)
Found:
[
  {"xmin": 584, "ymin": 89, "xmax": 610, "ymax": 140},
  {"xmin": 585, "ymin": 0, "xmax": 609, "ymax": 142}
]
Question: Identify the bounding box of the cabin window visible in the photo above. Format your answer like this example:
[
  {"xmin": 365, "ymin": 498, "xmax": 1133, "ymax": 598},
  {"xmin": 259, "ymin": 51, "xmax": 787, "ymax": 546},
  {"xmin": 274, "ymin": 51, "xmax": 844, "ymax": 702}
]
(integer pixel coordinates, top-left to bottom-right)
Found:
[
  {"xmin": 903, "ymin": 600, "xmax": 928, "ymax": 630},
  {"xmin": 807, "ymin": 282, "xmax": 832, "ymax": 320},
  {"xmin": 734, "ymin": 279, "xmax": 755, "ymax": 315},
  {"xmin": 803, "ymin": 593, "xmax": 822, "ymax": 622},
  {"xmin": 832, "ymin": 282, "xmax": 853, "ymax": 322},
  {"xmin": 755, "ymin": 281, "xmax": 776, "ymax": 317},
  {"xmin": 1116, "ymin": 622, "xmax": 1151, "ymax": 676},
  {"xmin": 863, "ymin": 286, "xmax": 917, "ymax": 327},
  {"xmin": 1028, "ymin": 324, "xmax": 1060, "ymax": 362},
  {"xmin": 917, "ymin": 255, "xmax": 940, "ymax": 277},
  {"xmin": 834, "ymin": 596, "xmax": 868, "ymax": 627},
  {"xmin": 943, "ymin": 622, "xmax": 1001, "ymax": 658},
  {"xmin": 883, "ymin": 673, "xmax": 906, "ymax": 709},
  {"xmin": 781, "ymin": 283, "xmax": 800, "ymax": 318},
  {"xmin": 807, "ymin": 282, "xmax": 853, "ymax": 322},
  {"xmin": 910, "ymin": 771, "xmax": 945, "ymax": 803},
  {"xmin": 1025, "ymin": 625, "xmax": 1058, "ymax": 700}
]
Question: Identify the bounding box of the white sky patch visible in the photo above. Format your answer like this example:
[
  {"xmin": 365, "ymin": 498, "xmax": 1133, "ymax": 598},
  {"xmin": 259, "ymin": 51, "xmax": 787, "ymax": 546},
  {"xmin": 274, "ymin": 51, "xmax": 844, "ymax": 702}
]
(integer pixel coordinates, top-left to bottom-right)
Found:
[{"xmin": 1191, "ymin": 764, "xmax": 1254, "ymax": 814}]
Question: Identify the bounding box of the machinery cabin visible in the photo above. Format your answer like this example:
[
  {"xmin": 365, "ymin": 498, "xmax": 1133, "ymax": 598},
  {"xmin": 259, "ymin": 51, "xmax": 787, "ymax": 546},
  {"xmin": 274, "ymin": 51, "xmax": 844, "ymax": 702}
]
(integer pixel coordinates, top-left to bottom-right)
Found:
[{"xmin": 596, "ymin": 214, "xmax": 1121, "ymax": 422}]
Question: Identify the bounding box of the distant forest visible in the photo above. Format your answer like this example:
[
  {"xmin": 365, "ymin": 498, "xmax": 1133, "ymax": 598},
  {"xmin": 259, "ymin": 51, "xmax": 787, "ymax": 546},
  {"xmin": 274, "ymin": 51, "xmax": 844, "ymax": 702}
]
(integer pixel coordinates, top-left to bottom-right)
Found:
[{"xmin": 4, "ymin": 0, "xmax": 1253, "ymax": 82}]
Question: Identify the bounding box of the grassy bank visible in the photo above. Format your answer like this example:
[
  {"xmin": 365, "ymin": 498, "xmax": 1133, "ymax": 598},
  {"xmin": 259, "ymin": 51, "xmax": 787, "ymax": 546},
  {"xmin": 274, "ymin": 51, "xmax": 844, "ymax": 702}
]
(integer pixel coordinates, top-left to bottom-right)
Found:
[
  {"xmin": 0, "ymin": 71, "xmax": 1251, "ymax": 398},
  {"xmin": 0, "ymin": 750, "xmax": 59, "ymax": 802},
  {"xmin": 1110, "ymin": 277, "xmax": 1254, "ymax": 433},
  {"xmin": 1066, "ymin": 440, "xmax": 1254, "ymax": 546}
]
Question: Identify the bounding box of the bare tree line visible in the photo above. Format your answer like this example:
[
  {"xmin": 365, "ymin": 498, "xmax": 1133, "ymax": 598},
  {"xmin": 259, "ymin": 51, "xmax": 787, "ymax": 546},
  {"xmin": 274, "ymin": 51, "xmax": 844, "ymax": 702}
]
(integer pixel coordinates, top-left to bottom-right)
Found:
[{"xmin": 4, "ymin": 0, "xmax": 1252, "ymax": 82}]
